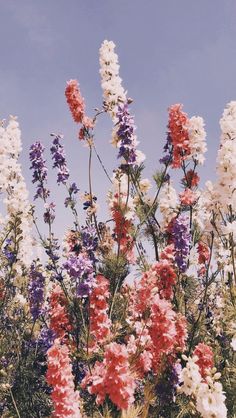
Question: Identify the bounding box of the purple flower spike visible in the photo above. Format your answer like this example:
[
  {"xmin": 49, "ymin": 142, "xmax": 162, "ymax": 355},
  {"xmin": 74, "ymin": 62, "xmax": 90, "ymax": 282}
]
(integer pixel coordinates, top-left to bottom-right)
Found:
[
  {"xmin": 50, "ymin": 134, "xmax": 70, "ymax": 184},
  {"xmin": 63, "ymin": 253, "xmax": 95, "ymax": 297},
  {"xmin": 29, "ymin": 141, "xmax": 50, "ymax": 200},
  {"xmin": 171, "ymin": 215, "xmax": 190, "ymax": 273},
  {"xmin": 116, "ymin": 103, "xmax": 142, "ymax": 166},
  {"xmin": 28, "ymin": 262, "xmax": 45, "ymax": 321}
]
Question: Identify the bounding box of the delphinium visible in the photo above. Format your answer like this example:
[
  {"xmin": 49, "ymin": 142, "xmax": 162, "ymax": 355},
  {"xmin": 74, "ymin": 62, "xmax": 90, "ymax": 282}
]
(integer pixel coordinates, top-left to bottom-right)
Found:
[{"xmin": 1, "ymin": 39, "xmax": 236, "ymax": 418}]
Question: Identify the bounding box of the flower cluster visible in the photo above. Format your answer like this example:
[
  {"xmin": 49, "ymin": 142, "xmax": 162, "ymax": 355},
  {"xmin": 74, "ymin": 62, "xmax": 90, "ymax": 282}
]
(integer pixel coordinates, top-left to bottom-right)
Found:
[
  {"xmin": 46, "ymin": 339, "xmax": 81, "ymax": 417},
  {"xmin": 82, "ymin": 342, "xmax": 136, "ymax": 410},
  {"xmin": 1, "ymin": 41, "xmax": 236, "ymax": 418},
  {"xmin": 168, "ymin": 215, "xmax": 191, "ymax": 273},
  {"xmin": 179, "ymin": 355, "xmax": 227, "ymax": 418},
  {"xmin": 63, "ymin": 253, "xmax": 95, "ymax": 297},
  {"xmin": 29, "ymin": 141, "xmax": 50, "ymax": 200},
  {"xmin": 50, "ymin": 134, "xmax": 69, "ymax": 184},
  {"xmin": 113, "ymin": 103, "xmax": 146, "ymax": 166},
  {"xmin": 99, "ymin": 40, "xmax": 127, "ymax": 120},
  {"xmin": 89, "ymin": 274, "xmax": 111, "ymax": 348},
  {"xmin": 28, "ymin": 262, "xmax": 45, "ymax": 321},
  {"xmin": 168, "ymin": 104, "xmax": 190, "ymax": 168},
  {"xmin": 65, "ymin": 79, "xmax": 93, "ymax": 139}
]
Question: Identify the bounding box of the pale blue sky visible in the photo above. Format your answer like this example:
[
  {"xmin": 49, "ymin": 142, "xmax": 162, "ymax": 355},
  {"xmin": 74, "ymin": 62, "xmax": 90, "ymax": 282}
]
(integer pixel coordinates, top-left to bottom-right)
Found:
[{"xmin": 0, "ymin": 0, "xmax": 235, "ymax": 235}]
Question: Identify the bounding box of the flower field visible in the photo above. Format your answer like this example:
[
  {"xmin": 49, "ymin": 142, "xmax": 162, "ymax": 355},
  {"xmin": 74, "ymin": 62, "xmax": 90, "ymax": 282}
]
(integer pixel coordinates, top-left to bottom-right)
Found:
[{"xmin": 0, "ymin": 40, "xmax": 235, "ymax": 417}]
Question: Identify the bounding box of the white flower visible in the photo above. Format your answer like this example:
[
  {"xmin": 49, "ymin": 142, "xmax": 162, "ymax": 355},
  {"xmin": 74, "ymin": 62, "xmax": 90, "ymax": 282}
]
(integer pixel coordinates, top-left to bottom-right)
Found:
[
  {"xmin": 187, "ymin": 116, "xmax": 207, "ymax": 165},
  {"xmin": 178, "ymin": 357, "xmax": 202, "ymax": 396},
  {"xmin": 196, "ymin": 381, "xmax": 227, "ymax": 418},
  {"xmin": 139, "ymin": 178, "xmax": 152, "ymax": 194},
  {"xmin": 159, "ymin": 182, "xmax": 178, "ymax": 227},
  {"xmin": 216, "ymin": 101, "xmax": 236, "ymax": 211},
  {"xmin": 231, "ymin": 335, "xmax": 236, "ymax": 351},
  {"xmin": 135, "ymin": 149, "xmax": 146, "ymax": 165},
  {"xmin": 0, "ymin": 116, "xmax": 33, "ymax": 267},
  {"xmin": 99, "ymin": 40, "xmax": 127, "ymax": 121}
]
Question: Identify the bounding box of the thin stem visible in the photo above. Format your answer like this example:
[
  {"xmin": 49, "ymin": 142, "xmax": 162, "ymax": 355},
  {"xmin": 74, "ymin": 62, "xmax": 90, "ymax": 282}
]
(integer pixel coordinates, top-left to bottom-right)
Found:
[{"xmin": 9, "ymin": 387, "xmax": 21, "ymax": 418}]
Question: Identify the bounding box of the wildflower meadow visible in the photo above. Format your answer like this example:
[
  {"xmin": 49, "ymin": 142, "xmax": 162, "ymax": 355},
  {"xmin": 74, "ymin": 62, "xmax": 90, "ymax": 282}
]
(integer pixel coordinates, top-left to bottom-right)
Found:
[{"xmin": 0, "ymin": 40, "xmax": 236, "ymax": 417}]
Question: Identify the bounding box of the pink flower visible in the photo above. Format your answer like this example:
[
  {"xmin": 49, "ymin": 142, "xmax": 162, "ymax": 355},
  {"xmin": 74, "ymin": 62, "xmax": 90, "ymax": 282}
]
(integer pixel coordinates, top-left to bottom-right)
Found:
[
  {"xmin": 65, "ymin": 80, "xmax": 94, "ymax": 140},
  {"xmin": 168, "ymin": 104, "xmax": 190, "ymax": 168},
  {"xmin": 82, "ymin": 342, "xmax": 136, "ymax": 410},
  {"xmin": 179, "ymin": 188, "xmax": 197, "ymax": 206},
  {"xmin": 46, "ymin": 339, "xmax": 81, "ymax": 418},
  {"xmin": 65, "ymin": 79, "xmax": 85, "ymax": 124},
  {"xmin": 89, "ymin": 274, "xmax": 111, "ymax": 348},
  {"xmin": 193, "ymin": 343, "xmax": 214, "ymax": 378},
  {"xmin": 49, "ymin": 285, "xmax": 72, "ymax": 341}
]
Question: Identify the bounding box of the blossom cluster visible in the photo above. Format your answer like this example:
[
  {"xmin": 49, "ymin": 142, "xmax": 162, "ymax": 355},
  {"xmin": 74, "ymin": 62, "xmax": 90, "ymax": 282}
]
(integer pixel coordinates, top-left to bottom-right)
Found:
[{"xmin": 0, "ymin": 40, "xmax": 235, "ymax": 418}]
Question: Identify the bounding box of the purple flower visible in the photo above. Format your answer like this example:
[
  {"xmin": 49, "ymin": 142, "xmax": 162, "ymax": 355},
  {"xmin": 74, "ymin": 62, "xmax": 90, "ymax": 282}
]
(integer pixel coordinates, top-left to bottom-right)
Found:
[
  {"xmin": 156, "ymin": 364, "xmax": 180, "ymax": 404},
  {"xmin": 43, "ymin": 202, "xmax": 56, "ymax": 224},
  {"xmin": 160, "ymin": 133, "xmax": 173, "ymax": 165},
  {"xmin": 50, "ymin": 134, "xmax": 70, "ymax": 184},
  {"xmin": 3, "ymin": 239, "xmax": 16, "ymax": 264},
  {"xmin": 116, "ymin": 103, "xmax": 139, "ymax": 166},
  {"xmin": 37, "ymin": 327, "xmax": 56, "ymax": 352},
  {"xmin": 64, "ymin": 182, "xmax": 79, "ymax": 208},
  {"xmin": 63, "ymin": 254, "xmax": 95, "ymax": 297},
  {"xmin": 80, "ymin": 225, "xmax": 98, "ymax": 263},
  {"xmin": 171, "ymin": 215, "xmax": 190, "ymax": 272},
  {"xmin": 28, "ymin": 263, "xmax": 45, "ymax": 321},
  {"xmin": 29, "ymin": 141, "xmax": 50, "ymax": 200}
]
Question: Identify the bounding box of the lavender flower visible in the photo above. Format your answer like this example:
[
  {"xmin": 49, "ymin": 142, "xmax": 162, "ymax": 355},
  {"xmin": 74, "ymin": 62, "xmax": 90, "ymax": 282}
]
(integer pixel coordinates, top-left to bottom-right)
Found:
[
  {"xmin": 171, "ymin": 215, "xmax": 191, "ymax": 272},
  {"xmin": 50, "ymin": 134, "xmax": 70, "ymax": 184},
  {"xmin": 63, "ymin": 254, "xmax": 95, "ymax": 297},
  {"xmin": 29, "ymin": 141, "xmax": 50, "ymax": 200},
  {"xmin": 80, "ymin": 225, "xmax": 98, "ymax": 263},
  {"xmin": 28, "ymin": 263, "xmax": 45, "ymax": 321}
]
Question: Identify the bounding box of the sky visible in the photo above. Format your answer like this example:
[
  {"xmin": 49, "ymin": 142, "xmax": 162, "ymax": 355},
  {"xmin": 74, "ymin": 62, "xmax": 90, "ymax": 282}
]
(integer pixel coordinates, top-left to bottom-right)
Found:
[{"xmin": 0, "ymin": 0, "xmax": 236, "ymax": 237}]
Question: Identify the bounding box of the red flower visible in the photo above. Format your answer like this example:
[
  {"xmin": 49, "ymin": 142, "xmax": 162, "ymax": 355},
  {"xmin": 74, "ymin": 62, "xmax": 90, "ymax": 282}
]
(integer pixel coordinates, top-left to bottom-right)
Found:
[
  {"xmin": 197, "ymin": 241, "xmax": 210, "ymax": 264},
  {"xmin": 184, "ymin": 169, "xmax": 200, "ymax": 188}
]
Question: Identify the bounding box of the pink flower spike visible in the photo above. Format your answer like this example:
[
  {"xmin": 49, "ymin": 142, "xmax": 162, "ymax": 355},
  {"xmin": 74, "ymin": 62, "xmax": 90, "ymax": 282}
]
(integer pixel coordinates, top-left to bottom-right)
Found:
[{"xmin": 65, "ymin": 79, "xmax": 85, "ymax": 124}]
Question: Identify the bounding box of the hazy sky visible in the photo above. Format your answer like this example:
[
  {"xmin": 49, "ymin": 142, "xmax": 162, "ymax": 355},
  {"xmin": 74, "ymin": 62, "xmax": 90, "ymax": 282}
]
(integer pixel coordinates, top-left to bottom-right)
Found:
[{"xmin": 0, "ymin": 0, "xmax": 236, "ymax": 235}]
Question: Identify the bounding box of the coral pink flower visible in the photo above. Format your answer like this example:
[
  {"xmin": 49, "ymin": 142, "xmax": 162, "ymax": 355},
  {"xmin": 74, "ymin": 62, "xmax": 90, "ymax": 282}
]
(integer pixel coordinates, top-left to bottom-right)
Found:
[
  {"xmin": 49, "ymin": 285, "xmax": 72, "ymax": 341},
  {"xmin": 160, "ymin": 244, "xmax": 175, "ymax": 262},
  {"xmin": 168, "ymin": 104, "xmax": 190, "ymax": 168},
  {"xmin": 149, "ymin": 295, "xmax": 177, "ymax": 369},
  {"xmin": 154, "ymin": 260, "xmax": 176, "ymax": 300},
  {"xmin": 46, "ymin": 339, "xmax": 81, "ymax": 418},
  {"xmin": 65, "ymin": 79, "xmax": 94, "ymax": 139},
  {"xmin": 82, "ymin": 342, "xmax": 136, "ymax": 410},
  {"xmin": 179, "ymin": 188, "xmax": 197, "ymax": 206},
  {"xmin": 130, "ymin": 257, "xmax": 176, "ymax": 317},
  {"xmin": 193, "ymin": 343, "xmax": 214, "ymax": 378},
  {"xmin": 175, "ymin": 314, "xmax": 188, "ymax": 351},
  {"xmin": 65, "ymin": 79, "xmax": 85, "ymax": 124},
  {"xmin": 89, "ymin": 274, "xmax": 111, "ymax": 347}
]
